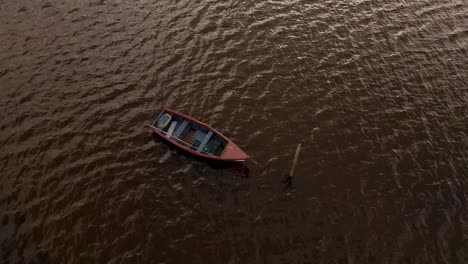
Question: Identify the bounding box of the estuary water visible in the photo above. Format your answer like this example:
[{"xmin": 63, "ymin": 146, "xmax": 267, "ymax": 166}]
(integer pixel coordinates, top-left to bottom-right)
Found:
[{"xmin": 1, "ymin": 0, "xmax": 468, "ymax": 263}]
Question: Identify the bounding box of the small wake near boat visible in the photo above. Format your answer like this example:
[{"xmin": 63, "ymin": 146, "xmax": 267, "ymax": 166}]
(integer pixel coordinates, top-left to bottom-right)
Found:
[{"xmin": 146, "ymin": 107, "xmax": 249, "ymax": 162}]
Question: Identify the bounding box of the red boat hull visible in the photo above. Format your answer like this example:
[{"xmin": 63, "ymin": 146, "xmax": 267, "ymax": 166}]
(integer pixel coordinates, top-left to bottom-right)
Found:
[{"xmin": 148, "ymin": 107, "xmax": 249, "ymax": 162}]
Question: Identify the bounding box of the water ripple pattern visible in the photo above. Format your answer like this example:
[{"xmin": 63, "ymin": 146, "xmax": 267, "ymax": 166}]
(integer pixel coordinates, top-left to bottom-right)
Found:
[{"xmin": 1, "ymin": 0, "xmax": 468, "ymax": 263}]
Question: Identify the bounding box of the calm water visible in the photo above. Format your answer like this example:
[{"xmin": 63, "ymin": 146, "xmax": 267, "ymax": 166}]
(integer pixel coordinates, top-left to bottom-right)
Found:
[{"xmin": 1, "ymin": 0, "xmax": 468, "ymax": 263}]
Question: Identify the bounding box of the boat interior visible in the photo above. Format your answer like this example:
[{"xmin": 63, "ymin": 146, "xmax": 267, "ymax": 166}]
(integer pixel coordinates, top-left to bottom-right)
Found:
[{"xmin": 153, "ymin": 112, "xmax": 227, "ymax": 156}]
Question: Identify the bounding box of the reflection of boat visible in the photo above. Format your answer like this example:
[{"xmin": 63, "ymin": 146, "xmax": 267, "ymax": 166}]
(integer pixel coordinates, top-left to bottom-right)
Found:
[{"xmin": 146, "ymin": 107, "xmax": 249, "ymax": 162}]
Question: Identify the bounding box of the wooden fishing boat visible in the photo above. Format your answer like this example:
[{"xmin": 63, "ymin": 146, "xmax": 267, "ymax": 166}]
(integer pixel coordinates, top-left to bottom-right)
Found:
[{"xmin": 146, "ymin": 107, "xmax": 249, "ymax": 162}]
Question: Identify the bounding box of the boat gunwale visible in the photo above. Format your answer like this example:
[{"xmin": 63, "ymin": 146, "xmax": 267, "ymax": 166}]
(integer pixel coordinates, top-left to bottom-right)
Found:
[{"xmin": 162, "ymin": 107, "xmax": 232, "ymax": 143}]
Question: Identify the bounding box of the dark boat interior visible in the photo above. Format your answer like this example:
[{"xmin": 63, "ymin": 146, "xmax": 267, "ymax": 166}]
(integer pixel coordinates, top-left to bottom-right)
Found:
[{"xmin": 153, "ymin": 111, "xmax": 227, "ymax": 156}]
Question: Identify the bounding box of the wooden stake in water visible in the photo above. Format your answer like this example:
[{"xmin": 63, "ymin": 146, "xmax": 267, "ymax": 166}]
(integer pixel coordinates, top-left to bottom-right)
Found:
[{"xmin": 289, "ymin": 143, "xmax": 302, "ymax": 177}]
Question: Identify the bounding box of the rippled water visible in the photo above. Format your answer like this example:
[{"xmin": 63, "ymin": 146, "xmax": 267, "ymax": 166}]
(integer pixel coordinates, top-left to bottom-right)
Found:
[{"xmin": 1, "ymin": 0, "xmax": 468, "ymax": 263}]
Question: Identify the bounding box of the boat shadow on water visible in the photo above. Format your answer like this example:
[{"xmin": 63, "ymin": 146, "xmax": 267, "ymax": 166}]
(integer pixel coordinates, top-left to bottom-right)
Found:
[{"xmin": 152, "ymin": 133, "xmax": 251, "ymax": 178}]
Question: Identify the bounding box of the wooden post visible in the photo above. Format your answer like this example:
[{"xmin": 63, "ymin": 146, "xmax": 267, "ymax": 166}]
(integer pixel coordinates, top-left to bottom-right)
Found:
[{"xmin": 289, "ymin": 143, "xmax": 302, "ymax": 177}]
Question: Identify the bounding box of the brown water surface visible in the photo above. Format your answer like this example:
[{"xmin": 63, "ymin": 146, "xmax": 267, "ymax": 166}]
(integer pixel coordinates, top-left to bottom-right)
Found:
[{"xmin": 1, "ymin": 0, "xmax": 468, "ymax": 263}]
